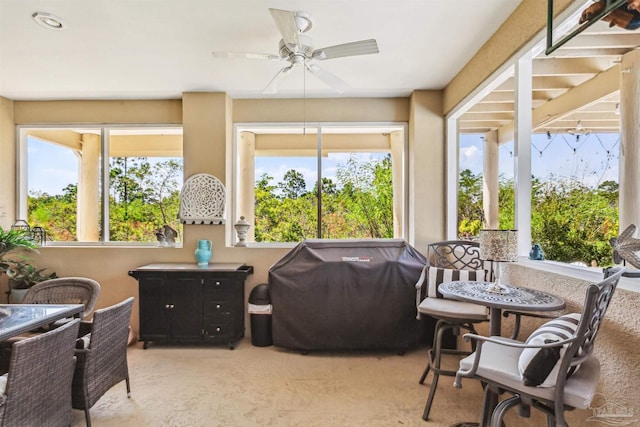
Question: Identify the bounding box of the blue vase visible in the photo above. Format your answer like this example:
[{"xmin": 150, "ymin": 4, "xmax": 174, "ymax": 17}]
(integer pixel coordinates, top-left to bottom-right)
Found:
[
  {"xmin": 529, "ymin": 244, "xmax": 544, "ymax": 260},
  {"xmin": 195, "ymin": 239, "xmax": 212, "ymax": 265}
]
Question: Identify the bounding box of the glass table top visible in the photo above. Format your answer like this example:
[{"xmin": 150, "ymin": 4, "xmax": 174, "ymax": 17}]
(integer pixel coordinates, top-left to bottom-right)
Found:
[{"xmin": 0, "ymin": 304, "xmax": 84, "ymax": 341}]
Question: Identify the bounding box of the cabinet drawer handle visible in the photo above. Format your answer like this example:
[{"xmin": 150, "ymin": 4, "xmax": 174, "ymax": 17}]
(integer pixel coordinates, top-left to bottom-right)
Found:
[
  {"xmin": 165, "ymin": 304, "xmax": 170, "ymax": 309},
  {"xmin": 216, "ymin": 304, "xmax": 221, "ymax": 309},
  {"xmin": 215, "ymin": 281, "xmax": 221, "ymax": 286},
  {"xmin": 216, "ymin": 327, "xmax": 221, "ymax": 332}
]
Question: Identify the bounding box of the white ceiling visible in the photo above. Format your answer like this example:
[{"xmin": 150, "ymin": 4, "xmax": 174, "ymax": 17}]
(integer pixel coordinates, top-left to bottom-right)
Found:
[{"xmin": 0, "ymin": 0, "xmax": 524, "ymax": 101}]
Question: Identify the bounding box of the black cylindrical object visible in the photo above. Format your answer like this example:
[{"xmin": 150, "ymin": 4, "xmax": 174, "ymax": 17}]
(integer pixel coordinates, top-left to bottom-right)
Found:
[{"xmin": 248, "ymin": 283, "xmax": 273, "ymax": 347}]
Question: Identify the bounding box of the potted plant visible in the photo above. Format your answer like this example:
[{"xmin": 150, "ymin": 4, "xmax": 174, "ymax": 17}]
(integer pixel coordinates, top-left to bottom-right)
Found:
[
  {"xmin": 0, "ymin": 226, "xmax": 50, "ymax": 303},
  {"xmin": 0, "ymin": 226, "xmax": 38, "ymax": 257},
  {"xmin": 4, "ymin": 260, "xmax": 57, "ymax": 303}
]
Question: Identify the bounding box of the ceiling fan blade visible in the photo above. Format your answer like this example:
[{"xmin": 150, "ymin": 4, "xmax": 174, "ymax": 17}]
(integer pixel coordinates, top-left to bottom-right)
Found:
[
  {"xmin": 263, "ymin": 65, "xmax": 295, "ymax": 94},
  {"xmin": 305, "ymin": 63, "xmax": 350, "ymax": 93},
  {"xmin": 269, "ymin": 8, "xmax": 300, "ymax": 50},
  {"xmin": 312, "ymin": 39, "xmax": 379, "ymax": 60},
  {"xmin": 212, "ymin": 51, "xmax": 281, "ymax": 61}
]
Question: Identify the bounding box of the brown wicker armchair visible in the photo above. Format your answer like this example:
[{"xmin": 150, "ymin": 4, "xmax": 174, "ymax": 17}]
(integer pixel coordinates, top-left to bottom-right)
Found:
[
  {"xmin": 72, "ymin": 297, "xmax": 134, "ymax": 427},
  {"xmin": 0, "ymin": 319, "xmax": 80, "ymax": 426},
  {"xmin": 24, "ymin": 277, "xmax": 101, "ymax": 320}
]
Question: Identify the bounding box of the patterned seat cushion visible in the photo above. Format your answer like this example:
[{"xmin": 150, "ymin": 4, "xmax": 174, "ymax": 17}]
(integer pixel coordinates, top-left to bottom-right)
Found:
[{"xmin": 518, "ymin": 313, "xmax": 581, "ymax": 387}]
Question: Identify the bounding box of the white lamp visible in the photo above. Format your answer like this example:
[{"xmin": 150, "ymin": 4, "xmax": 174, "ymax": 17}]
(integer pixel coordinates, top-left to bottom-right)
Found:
[{"xmin": 479, "ymin": 229, "xmax": 518, "ymax": 293}]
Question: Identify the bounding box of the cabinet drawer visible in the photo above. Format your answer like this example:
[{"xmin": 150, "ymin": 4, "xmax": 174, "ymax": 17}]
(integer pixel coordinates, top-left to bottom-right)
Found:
[
  {"xmin": 204, "ymin": 278, "xmax": 236, "ymax": 293},
  {"xmin": 204, "ymin": 320, "xmax": 234, "ymax": 338},
  {"xmin": 206, "ymin": 300, "xmax": 233, "ymax": 317}
]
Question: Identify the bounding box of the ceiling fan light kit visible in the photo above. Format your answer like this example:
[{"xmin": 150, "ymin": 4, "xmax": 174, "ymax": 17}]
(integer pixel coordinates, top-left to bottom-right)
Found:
[
  {"xmin": 212, "ymin": 8, "xmax": 379, "ymax": 94},
  {"xmin": 32, "ymin": 12, "xmax": 65, "ymax": 30}
]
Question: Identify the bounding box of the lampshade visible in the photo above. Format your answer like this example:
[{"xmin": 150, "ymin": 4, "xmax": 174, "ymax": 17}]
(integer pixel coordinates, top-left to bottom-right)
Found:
[{"xmin": 479, "ymin": 229, "xmax": 518, "ymax": 262}]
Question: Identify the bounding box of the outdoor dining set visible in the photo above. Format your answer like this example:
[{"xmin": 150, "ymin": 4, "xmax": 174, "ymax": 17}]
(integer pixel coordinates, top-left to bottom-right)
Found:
[{"xmin": 0, "ymin": 277, "xmax": 133, "ymax": 427}]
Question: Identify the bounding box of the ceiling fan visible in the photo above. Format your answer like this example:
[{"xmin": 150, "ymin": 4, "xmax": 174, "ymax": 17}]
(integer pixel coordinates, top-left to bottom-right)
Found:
[
  {"xmin": 568, "ymin": 120, "xmax": 592, "ymax": 141},
  {"xmin": 212, "ymin": 8, "xmax": 379, "ymax": 94}
]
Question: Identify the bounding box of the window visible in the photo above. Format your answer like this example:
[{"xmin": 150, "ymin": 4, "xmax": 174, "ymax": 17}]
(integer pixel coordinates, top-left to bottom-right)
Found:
[
  {"xmin": 234, "ymin": 123, "xmax": 406, "ymax": 244},
  {"xmin": 18, "ymin": 126, "xmax": 183, "ymax": 244}
]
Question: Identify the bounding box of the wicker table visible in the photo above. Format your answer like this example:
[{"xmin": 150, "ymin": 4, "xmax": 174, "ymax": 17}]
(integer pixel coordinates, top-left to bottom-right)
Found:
[
  {"xmin": 0, "ymin": 304, "xmax": 84, "ymax": 341},
  {"xmin": 438, "ymin": 281, "xmax": 565, "ymax": 337}
]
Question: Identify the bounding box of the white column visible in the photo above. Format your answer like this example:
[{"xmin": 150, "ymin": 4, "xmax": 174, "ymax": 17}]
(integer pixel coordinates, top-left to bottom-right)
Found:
[
  {"xmin": 483, "ymin": 130, "xmax": 499, "ymax": 229},
  {"xmin": 237, "ymin": 131, "xmax": 256, "ymax": 242},
  {"xmin": 514, "ymin": 53, "xmax": 533, "ymax": 256},
  {"xmin": 389, "ymin": 130, "xmax": 404, "ymax": 238},
  {"xmin": 77, "ymin": 134, "xmax": 100, "ymax": 241},
  {"xmin": 619, "ymin": 49, "xmax": 640, "ymax": 232},
  {"xmin": 446, "ymin": 117, "xmax": 459, "ymax": 239}
]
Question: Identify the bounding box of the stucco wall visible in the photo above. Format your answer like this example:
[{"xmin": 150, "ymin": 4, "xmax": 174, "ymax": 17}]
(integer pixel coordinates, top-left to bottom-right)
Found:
[
  {"xmin": 0, "ymin": 97, "xmax": 15, "ymax": 230},
  {"xmin": 500, "ymin": 263, "xmax": 640, "ymax": 425},
  {"xmin": 2, "ymin": 93, "xmax": 444, "ymax": 334}
]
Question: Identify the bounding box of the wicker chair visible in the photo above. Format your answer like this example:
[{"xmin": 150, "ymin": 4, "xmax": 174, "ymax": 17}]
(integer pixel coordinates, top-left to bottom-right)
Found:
[
  {"xmin": 0, "ymin": 318, "xmax": 80, "ymax": 426},
  {"xmin": 72, "ymin": 297, "xmax": 134, "ymax": 427},
  {"xmin": 0, "ymin": 277, "xmax": 101, "ymax": 374},
  {"xmin": 24, "ymin": 277, "xmax": 101, "ymax": 320}
]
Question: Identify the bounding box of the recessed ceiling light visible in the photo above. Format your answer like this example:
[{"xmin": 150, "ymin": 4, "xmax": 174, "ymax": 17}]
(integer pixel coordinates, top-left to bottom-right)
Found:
[{"xmin": 32, "ymin": 12, "xmax": 65, "ymax": 30}]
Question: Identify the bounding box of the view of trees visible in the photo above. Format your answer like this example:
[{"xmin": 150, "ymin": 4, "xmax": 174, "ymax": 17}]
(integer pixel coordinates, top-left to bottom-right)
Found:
[
  {"xmin": 28, "ymin": 157, "xmax": 183, "ymax": 242},
  {"xmin": 458, "ymin": 169, "xmax": 619, "ymax": 266},
  {"xmin": 27, "ymin": 148, "xmax": 619, "ymax": 264},
  {"xmin": 254, "ymin": 154, "xmax": 394, "ymax": 242}
]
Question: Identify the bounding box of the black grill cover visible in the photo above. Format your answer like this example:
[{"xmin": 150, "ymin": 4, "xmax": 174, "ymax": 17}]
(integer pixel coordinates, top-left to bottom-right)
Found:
[{"xmin": 269, "ymin": 239, "xmax": 426, "ymax": 351}]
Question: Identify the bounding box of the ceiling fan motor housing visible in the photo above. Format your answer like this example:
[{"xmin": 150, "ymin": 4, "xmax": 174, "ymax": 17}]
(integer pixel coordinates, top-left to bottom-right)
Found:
[{"xmin": 278, "ymin": 35, "xmax": 314, "ymax": 60}]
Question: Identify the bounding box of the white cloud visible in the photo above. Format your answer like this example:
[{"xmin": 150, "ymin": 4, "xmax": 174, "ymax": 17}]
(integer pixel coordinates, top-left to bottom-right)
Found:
[{"xmin": 460, "ymin": 145, "xmax": 482, "ymax": 173}]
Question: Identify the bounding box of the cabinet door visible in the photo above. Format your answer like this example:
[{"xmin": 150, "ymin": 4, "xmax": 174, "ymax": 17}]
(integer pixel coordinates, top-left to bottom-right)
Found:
[
  {"xmin": 168, "ymin": 274, "xmax": 204, "ymax": 342},
  {"xmin": 138, "ymin": 275, "xmax": 171, "ymax": 341}
]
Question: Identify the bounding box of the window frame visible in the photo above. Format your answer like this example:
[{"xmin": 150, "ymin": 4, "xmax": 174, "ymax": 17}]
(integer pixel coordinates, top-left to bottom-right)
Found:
[
  {"xmin": 230, "ymin": 121, "xmax": 409, "ymax": 247},
  {"xmin": 16, "ymin": 123, "xmax": 184, "ymax": 246}
]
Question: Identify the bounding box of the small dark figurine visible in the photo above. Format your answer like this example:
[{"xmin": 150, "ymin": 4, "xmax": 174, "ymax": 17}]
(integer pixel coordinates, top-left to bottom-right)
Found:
[
  {"xmin": 580, "ymin": 0, "xmax": 640, "ymax": 30},
  {"xmin": 529, "ymin": 244, "xmax": 545, "ymax": 261},
  {"xmin": 155, "ymin": 229, "xmax": 167, "ymax": 245},
  {"xmin": 163, "ymin": 225, "xmax": 178, "ymax": 245},
  {"xmin": 156, "ymin": 225, "xmax": 178, "ymax": 246}
]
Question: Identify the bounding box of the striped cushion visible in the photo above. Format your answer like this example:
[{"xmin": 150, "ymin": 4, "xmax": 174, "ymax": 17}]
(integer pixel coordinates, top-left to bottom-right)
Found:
[
  {"xmin": 518, "ymin": 313, "xmax": 581, "ymax": 387},
  {"xmin": 427, "ymin": 266, "xmax": 485, "ymax": 298}
]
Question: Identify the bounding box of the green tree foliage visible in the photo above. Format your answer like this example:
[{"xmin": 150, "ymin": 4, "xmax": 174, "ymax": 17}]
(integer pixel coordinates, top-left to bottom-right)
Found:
[
  {"xmin": 458, "ymin": 170, "xmax": 618, "ymax": 266},
  {"xmin": 28, "ymin": 185, "xmax": 78, "ymax": 241},
  {"xmin": 254, "ymin": 154, "xmax": 394, "ymax": 242},
  {"xmin": 109, "ymin": 157, "xmax": 182, "ymax": 242},
  {"xmin": 458, "ymin": 169, "xmax": 484, "ymax": 237},
  {"xmin": 28, "ymin": 157, "xmax": 182, "ymax": 243}
]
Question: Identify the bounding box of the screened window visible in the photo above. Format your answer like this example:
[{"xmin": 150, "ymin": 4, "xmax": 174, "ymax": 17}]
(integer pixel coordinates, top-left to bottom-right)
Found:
[
  {"xmin": 234, "ymin": 123, "xmax": 406, "ymax": 244},
  {"xmin": 18, "ymin": 126, "xmax": 183, "ymax": 244}
]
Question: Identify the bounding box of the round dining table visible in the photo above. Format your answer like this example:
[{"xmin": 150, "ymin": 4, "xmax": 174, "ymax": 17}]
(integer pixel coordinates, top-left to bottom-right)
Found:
[{"xmin": 438, "ymin": 281, "xmax": 566, "ymax": 336}]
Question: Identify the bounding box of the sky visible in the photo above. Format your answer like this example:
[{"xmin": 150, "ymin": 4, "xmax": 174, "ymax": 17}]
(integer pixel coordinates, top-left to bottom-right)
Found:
[
  {"xmin": 459, "ymin": 132, "xmax": 620, "ymax": 188},
  {"xmin": 27, "ymin": 132, "xmax": 620, "ymax": 197},
  {"xmin": 255, "ymin": 152, "xmax": 387, "ymax": 193}
]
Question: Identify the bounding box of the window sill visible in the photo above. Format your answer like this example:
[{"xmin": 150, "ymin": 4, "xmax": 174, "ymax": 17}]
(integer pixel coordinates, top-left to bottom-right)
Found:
[
  {"xmin": 516, "ymin": 257, "xmax": 639, "ymax": 292},
  {"xmin": 41, "ymin": 242, "xmax": 184, "ymax": 249}
]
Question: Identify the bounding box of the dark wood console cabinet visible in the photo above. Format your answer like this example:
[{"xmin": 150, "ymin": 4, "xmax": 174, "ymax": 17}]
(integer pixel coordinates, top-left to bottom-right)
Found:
[{"xmin": 129, "ymin": 263, "xmax": 253, "ymax": 349}]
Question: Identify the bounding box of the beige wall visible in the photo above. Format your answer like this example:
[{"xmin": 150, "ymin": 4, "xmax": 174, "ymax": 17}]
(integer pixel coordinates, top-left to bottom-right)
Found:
[
  {"xmin": 409, "ymin": 91, "xmax": 445, "ymax": 245},
  {"xmin": 1, "ymin": 93, "xmax": 445, "ymax": 334},
  {"xmin": 0, "ymin": 97, "xmax": 15, "ymax": 230}
]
